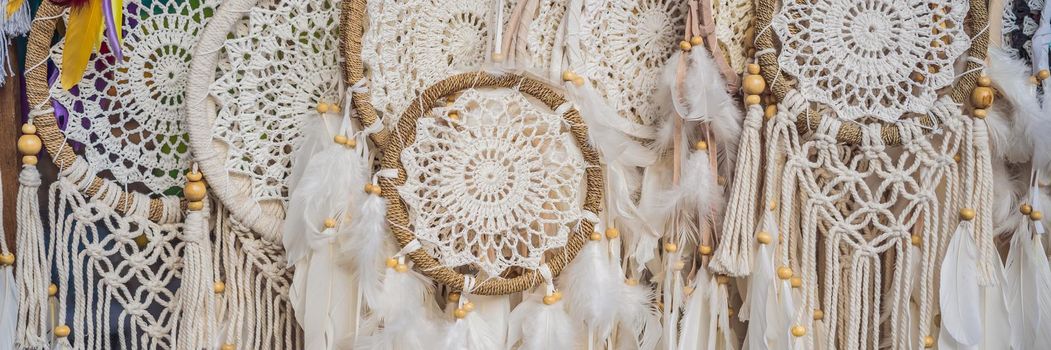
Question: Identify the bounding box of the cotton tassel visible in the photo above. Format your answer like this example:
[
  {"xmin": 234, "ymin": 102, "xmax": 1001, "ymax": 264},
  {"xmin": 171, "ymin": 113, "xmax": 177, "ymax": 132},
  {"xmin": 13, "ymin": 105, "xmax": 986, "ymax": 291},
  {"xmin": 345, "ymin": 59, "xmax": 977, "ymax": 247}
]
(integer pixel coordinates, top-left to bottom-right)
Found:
[
  {"xmin": 15, "ymin": 123, "xmax": 49, "ymax": 349},
  {"xmin": 741, "ymin": 213, "xmax": 776, "ymax": 350},
  {"xmin": 354, "ymin": 241, "xmax": 444, "ymax": 350},
  {"xmin": 0, "ymin": 174, "xmax": 16, "ymax": 350},
  {"xmin": 283, "ymin": 112, "xmax": 363, "ymax": 350},
  {"xmin": 174, "ymin": 170, "xmax": 216, "ymax": 350},
  {"xmin": 442, "ymin": 277, "xmax": 499, "ymax": 350},
  {"xmin": 710, "ymin": 104, "xmax": 764, "ymax": 276},
  {"xmin": 937, "ymin": 217, "xmax": 981, "ymax": 347},
  {"xmin": 507, "ymin": 264, "xmax": 579, "ymax": 350},
  {"xmin": 678, "ymin": 271, "xmax": 712, "ymax": 350},
  {"xmin": 560, "ymin": 233, "xmax": 621, "ymax": 346}
]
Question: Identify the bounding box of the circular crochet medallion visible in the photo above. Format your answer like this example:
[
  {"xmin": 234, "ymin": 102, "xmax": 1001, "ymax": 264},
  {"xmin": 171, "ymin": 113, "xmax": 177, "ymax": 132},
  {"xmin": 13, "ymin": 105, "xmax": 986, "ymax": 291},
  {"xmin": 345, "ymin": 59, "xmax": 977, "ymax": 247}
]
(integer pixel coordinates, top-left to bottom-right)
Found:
[
  {"xmin": 381, "ymin": 72, "xmax": 603, "ymax": 295},
  {"xmin": 773, "ymin": 0, "xmax": 971, "ymax": 122}
]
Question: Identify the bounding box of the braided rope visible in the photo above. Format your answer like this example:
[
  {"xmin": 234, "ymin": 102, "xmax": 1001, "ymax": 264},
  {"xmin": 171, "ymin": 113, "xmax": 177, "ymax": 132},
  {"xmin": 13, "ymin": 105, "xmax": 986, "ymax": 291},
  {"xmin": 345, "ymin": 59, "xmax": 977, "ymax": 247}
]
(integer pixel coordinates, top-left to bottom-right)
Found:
[
  {"xmin": 752, "ymin": 0, "xmax": 989, "ymax": 145},
  {"xmin": 339, "ymin": 0, "xmax": 390, "ymax": 148},
  {"xmin": 380, "ymin": 72, "xmax": 604, "ymax": 295},
  {"xmin": 23, "ymin": 1, "xmax": 182, "ymax": 223}
]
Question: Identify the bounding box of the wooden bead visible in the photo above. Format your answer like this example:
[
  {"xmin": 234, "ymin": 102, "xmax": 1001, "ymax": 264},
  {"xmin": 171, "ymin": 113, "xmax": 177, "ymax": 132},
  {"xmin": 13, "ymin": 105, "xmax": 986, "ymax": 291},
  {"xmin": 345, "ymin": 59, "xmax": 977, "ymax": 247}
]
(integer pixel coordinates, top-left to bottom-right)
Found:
[
  {"xmin": 790, "ymin": 277, "xmax": 802, "ymax": 288},
  {"xmin": 386, "ymin": 258, "xmax": 398, "ymax": 268},
  {"xmin": 679, "ymin": 40, "xmax": 692, "ymax": 51},
  {"xmin": 959, "ymin": 208, "xmax": 975, "ymax": 221},
  {"xmin": 1031, "ymin": 211, "xmax": 1044, "ymax": 221},
  {"xmin": 742, "ymin": 74, "xmax": 766, "ymax": 95},
  {"xmin": 214, "ymin": 281, "xmax": 226, "ymax": 294},
  {"xmin": 48, "ymin": 284, "xmax": 58, "ymax": 296},
  {"xmin": 777, "ymin": 266, "xmax": 793, "ymax": 280},
  {"xmin": 745, "ymin": 95, "xmax": 761, "ymax": 106},
  {"xmin": 187, "ymin": 201, "xmax": 204, "ymax": 211},
  {"xmin": 561, "ymin": 71, "xmax": 576, "ymax": 82},
  {"xmin": 747, "ymin": 64, "xmax": 760, "ymax": 75},
  {"xmin": 716, "ymin": 275, "xmax": 730, "ymax": 285},
  {"xmin": 447, "ymin": 292, "xmax": 461, "ymax": 303},
  {"xmin": 333, "ymin": 135, "xmax": 348, "ymax": 145},
  {"xmin": 764, "ymin": 105, "xmax": 777, "ymax": 119},
  {"xmin": 756, "ymin": 231, "xmax": 772, "ymax": 244},
  {"xmin": 663, "ymin": 242, "xmax": 678, "ymax": 253},
  {"xmin": 1038, "ymin": 69, "xmax": 1050, "ymax": 81},
  {"xmin": 923, "ymin": 336, "xmax": 935, "ymax": 348},
  {"xmin": 186, "ymin": 171, "xmax": 203, "ymax": 182},
  {"xmin": 572, "ymin": 77, "xmax": 585, "ymax": 87},
  {"xmin": 698, "ymin": 245, "xmax": 713, "ymax": 255},
  {"xmin": 454, "ymin": 308, "xmax": 468, "ymax": 319},
  {"xmin": 543, "ymin": 294, "xmax": 558, "ymax": 305},
  {"xmin": 625, "ymin": 278, "xmax": 639, "ymax": 286},
  {"xmin": 463, "ymin": 301, "xmax": 475, "ymax": 311},
  {"xmin": 330, "ymin": 104, "xmax": 341, "ymax": 113},
  {"xmin": 323, "ymin": 218, "xmax": 337, "ymax": 228},
  {"xmin": 395, "ymin": 263, "xmax": 409, "ymax": 273},
  {"xmin": 911, "ymin": 235, "xmax": 922, "ymax": 246},
  {"xmin": 977, "ymin": 76, "xmax": 992, "ymax": 87},
  {"xmin": 0, "ymin": 253, "xmax": 14, "ymax": 266},
  {"xmin": 791, "ymin": 326, "xmax": 806, "ymax": 337},
  {"xmin": 973, "ymin": 108, "xmax": 987, "ymax": 119},
  {"xmin": 690, "ymin": 36, "xmax": 703, "ymax": 46},
  {"xmin": 345, "ymin": 138, "xmax": 357, "ymax": 148},
  {"xmin": 769, "ymin": 200, "xmax": 778, "ymax": 210},
  {"xmin": 590, "ymin": 232, "xmax": 602, "ymax": 241},
  {"xmin": 317, "ymin": 102, "xmax": 329, "ymax": 113},
  {"xmin": 18, "ymin": 134, "xmax": 42, "ymax": 156},
  {"xmin": 1031, "ymin": 76, "xmax": 1040, "ymax": 85},
  {"xmin": 673, "ymin": 260, "xmax": 686, "ymax": 271},
  {"xmin": 813, "ymin": 309, "xmax": 824, "ymax": 320},
  {"xmin": 21, "ymin": 123, "xmax": 37, "ymax": 134},
  {"xmin": 1020, "ymin": 203, "xmax": 1033, "ymax": 215},
  {"xmin": 605, "ymin": 227, "xmax": 620, "ymax": 239},
  {"xmin": 552, "ymin": 291, "xmax": 562, "ymax": 301},
  {"xmin": 970, "ymin": 86, "xmax": 994, "ymax": 109},
  {"xmin": 184, "ymin": 181, "xmax": 207, "ymax": 202},
  {"xmin": 221, "ymin": 345, "xmax": 236, "ymax": 350},
  {"xmin": 22, "ymin": 156, "xmax": 37, "ymax": 166},
  {"xmin": 694, "ymin": 140, "xmax": 708, "ymax": 151},
  {"xmin": 54, "ymin": 325, "xmax": 71, "ymax": 337},
  {"xmin": 364, "ymin": 183, "xmax": 381, "ymax": 195}
]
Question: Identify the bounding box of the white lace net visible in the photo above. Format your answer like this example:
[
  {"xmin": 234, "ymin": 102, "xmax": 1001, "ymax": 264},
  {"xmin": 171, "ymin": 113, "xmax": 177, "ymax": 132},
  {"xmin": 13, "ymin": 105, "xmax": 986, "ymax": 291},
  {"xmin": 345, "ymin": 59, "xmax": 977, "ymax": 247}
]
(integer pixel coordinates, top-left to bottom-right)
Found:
[
  {"xmin": 579, "ymin": 0, "xmax": 688, "ymax": 126},
  {"xmin": 772, "ymin": 0, "xmax": 971, "ymax": 122},
  {"xmin": 49, "ymin": 0, "xmax": 221, "ymax": 194},
  {"xmin": 398, "ymin": 88, "xmax": 586, "ymax": 277},
  {"xmin": 210, "ymin": 0, "xmax": 343, "ymax": 205}
]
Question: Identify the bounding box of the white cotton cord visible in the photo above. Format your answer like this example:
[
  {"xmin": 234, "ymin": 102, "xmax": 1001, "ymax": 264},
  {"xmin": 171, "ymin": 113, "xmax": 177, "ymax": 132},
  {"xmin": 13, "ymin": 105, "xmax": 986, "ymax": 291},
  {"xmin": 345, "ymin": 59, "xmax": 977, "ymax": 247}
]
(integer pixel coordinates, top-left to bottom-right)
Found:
[
  {"xmin": 710, "ymin": 104, "xmax": 764, "ymax": 276},
  {"xmin": 14, "ymin": 163, "xmax": 49, "ymax": 349},
  {"xmin": 971, "ymin": 118, "xmax": 997, "ymax": 285},
  {"xmin": 174, "ymin": 202, "xmax": 216, "ymax": 350},
  {"xmin": 3, "ymin": 0, "xmax": 30, "ymax": 36}
]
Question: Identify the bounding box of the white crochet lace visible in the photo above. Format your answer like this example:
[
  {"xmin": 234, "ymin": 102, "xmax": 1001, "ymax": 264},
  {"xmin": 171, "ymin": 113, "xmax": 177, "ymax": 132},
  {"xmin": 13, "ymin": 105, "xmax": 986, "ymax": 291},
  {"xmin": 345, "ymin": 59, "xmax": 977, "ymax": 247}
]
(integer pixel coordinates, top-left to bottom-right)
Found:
[
  {"xmin": 1002, "ymin": 0, "xmax": 1045, "ymax": 62},
  {"xmin": 49, "ymin": 0, "xmax": 220, "ymax": 194},
  {"xmin": 579, "ymin": 0, "xmax": 688, "ymax": 126},
  {"xmin": 398, "ymin": 89, "xmax": 586, "ymax": 277},
  {"xmin": 713, "ymin": 0, "xmax": 754, "ymax": 73},
  {"xmin": 772, "ymin": 0, "xmax": 971, "ymax": 122},
  {"xmin": 523, "ymin": 0, "xmax": 569, "ymax": 74},
  {"xmin": 210, "ymin": 0, "xmax": 343, "ymax": 203},
  {"xmin": 361, "ymin": 0, "xmax": 503, "ymax": 127}
]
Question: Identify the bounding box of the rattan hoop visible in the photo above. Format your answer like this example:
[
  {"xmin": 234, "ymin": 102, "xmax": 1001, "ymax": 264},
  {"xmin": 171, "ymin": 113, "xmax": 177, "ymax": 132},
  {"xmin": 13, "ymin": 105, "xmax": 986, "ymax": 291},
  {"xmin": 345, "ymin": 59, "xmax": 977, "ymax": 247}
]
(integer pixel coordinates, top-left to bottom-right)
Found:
[
  {"xmin": 752, "ymin": 0, "xmax": 989, "ymax": 145},
  {"xmin": 339, "ymin": 0, "xmax": 389, "ymax": 148},
  {"xmin": 24, "ymin": 1, "xmax": 182, "ymax": 224},
  {"xmin": 380, "ymin": 71, "xmax": 604, "ymax": 295}
]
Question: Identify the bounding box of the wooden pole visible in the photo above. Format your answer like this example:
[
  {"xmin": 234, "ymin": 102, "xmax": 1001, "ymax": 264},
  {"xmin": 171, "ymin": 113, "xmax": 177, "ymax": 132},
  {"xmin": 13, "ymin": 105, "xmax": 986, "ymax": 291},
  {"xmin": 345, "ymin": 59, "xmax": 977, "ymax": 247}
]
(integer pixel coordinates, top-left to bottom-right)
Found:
[{"xmin": 1, "ymin": 46, "xmax": 22, "ymax": 253}]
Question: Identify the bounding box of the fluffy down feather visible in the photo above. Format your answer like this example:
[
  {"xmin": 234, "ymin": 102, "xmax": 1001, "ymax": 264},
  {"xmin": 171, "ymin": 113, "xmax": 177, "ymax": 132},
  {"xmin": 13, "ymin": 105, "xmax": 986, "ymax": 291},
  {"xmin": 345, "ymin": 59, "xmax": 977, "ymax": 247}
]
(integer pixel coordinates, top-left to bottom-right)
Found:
[
  {"xmin": 559, "ymin": 240, "xmax": 621, "ymax": 344},
  {"xmin": 616, "ymin": 281, "xmax": 662, "ymax": 350},
  {"xmin": 287, "ymin": 114, "xmax": 337, "ymax": 192},
  {"xmin": 354, "ymin": 268, "xmax": 444, "ymax": 349},
  {"xmin": 340, "ymin": 191, "xmax": 395, "ymax": 309},
  {"xmin": 987, "ymin": 48, "xmax": 1051, "ymax": 169},
  {"xmin": 507, "ymin": 294, "xmax": 581, "ymax": 350}
]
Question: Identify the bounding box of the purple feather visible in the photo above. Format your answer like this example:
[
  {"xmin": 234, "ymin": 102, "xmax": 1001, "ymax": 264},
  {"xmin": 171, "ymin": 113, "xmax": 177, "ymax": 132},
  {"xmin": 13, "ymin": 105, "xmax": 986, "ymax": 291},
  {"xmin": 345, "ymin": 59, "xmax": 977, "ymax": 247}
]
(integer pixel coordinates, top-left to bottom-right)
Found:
[{"xmin": 102, "ymin": 0, "xmax": 123, "ymax": 61}]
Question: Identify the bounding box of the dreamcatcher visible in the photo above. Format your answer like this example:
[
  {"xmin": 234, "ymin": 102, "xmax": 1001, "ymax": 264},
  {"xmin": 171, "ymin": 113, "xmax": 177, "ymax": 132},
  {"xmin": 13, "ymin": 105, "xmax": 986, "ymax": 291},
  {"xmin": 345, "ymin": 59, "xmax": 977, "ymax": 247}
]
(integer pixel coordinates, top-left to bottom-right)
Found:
[
  {"xmin": 185, "ymin": 0, "xmax": 352, "ymax": 348},
  {"xmin": 17, "ymin": 0, "xmax": 221, "ymax": 348},
  {"xmin": 707, "ymin": 0, "xmax": 1045, "ymax": 348}
]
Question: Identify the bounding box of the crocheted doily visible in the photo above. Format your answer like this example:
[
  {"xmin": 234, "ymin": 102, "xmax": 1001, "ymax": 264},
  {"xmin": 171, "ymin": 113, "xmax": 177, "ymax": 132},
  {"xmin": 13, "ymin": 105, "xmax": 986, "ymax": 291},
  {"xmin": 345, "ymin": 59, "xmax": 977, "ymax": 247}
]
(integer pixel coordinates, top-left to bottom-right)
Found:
[
  {"xmin": 48, "ymin": 0, "xmax": 221, "ymax": 195},
  {"xmin": 361, "ymin": 0, "xmax": 504, "ymax": 127},
  {"xmin": 579, "ymin": 0, "xmax": 688, "ymax": 126},
  {"xmin": 1002, "ymin": 0, "xmax": 1045, "ymax": 63},
  {"xmin": 399, "ymin": 88, "xmax": 587, "ymax": 277},
  {"xmin": 713, "ymin": 0, "xmax": 754, "ymax": 73},
  {"xmin": 772, "ymin": 0, "xmax": 972, "ymax": 122}
]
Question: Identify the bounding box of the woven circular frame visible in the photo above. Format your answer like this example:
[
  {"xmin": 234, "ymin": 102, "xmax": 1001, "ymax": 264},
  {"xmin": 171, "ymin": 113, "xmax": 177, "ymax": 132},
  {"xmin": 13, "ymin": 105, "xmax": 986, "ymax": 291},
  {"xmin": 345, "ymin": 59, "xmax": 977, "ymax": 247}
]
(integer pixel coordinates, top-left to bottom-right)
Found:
[
  {"xmin": 753, "ymin": 0, "xmax": 989, "ymax": 145},
  {"xmin": 381, "ymin": 71, "xmax": 605, "ymax": 295},
  {"xmin": 24, "ymin": 1, "xmax": 182, "ymax": 223},
  {"xmin": 184, "ymin": 0, "xmax": 285, "ymax": 243},
  {"xmin": 339, "ymin": 0, "xmax": 389, "ymax": 148}
]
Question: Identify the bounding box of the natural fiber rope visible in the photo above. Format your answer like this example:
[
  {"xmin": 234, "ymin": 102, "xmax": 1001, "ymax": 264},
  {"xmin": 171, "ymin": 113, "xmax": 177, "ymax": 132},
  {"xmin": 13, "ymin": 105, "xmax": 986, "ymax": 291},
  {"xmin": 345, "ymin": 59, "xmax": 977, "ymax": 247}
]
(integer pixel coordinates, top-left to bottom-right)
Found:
[
  {"xmin": 339, "ymin": 0, "xmax": 390, "ymax": 148},
  {"xmin": 380, "ymin": 72, "xmax": 604, "ymax": 295},
  {"xmin": 752, "ymin": 0, "xmax": 989, "ymax": 145},
  {"xmin": 24, "ymin": 1, "xmax": 181, "ymax": 223}
]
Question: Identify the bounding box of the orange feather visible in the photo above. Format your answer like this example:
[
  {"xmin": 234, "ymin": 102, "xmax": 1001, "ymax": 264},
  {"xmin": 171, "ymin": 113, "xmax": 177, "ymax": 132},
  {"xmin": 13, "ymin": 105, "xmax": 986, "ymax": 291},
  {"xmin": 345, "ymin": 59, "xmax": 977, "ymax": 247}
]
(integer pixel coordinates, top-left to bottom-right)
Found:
[{"xmin": 61, "ymin": 0, "xmax": 105, "ymax": 90}]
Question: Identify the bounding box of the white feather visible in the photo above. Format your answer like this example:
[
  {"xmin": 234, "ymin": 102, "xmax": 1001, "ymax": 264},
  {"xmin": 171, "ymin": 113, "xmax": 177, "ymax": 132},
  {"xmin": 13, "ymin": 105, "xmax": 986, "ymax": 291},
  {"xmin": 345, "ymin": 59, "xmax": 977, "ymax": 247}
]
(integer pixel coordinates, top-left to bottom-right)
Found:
[
  {"xmin": 938, "ymin": 221, "xmax": 982, "ymax": 345},
  {"xmin": 616, "ymin": 281, "xmax": 662, "ymax": 350},
  {"xmin": 287, "ymin": 114, "xmax": 337, "ymax": 193},
  {"xmin": 442, "ymin": 310, "xmax": 500, "ymax": 350},
  {"xmin": 743, "ymin": 243, "xmax": 773, "ymax": 350},
  {"xmin": 506, "ymin": 294, "xmax": 581, "ymax": 350},
  {"xmin": 980, "ymin": 255, "xmax": 1011, "ymax": 350},
  {"xmin": 678, "ymin": 272, "xmax": 712, "ymax": 350},
  {"xmin": 559, "ymin": 240, "xmax": 620, "ymax": 343},
  {"xmin": 354, "ymin": 268, "xmax": 444, "ymax": 350},
  {"xmin": 1002, "ymin": 217, "xmax": 1051, "ymax": 350},
  {"xmin": 683, "ymin": 47, "xmax": 743, "ymax": 171},
  {"xmin": 987, "ymin": 48, "xmax": 1051, "ymax": 169},
  {"xmin": 0, "ymin": 266, "xmax": 16, "ymax": 350},
  {"xmin": 340, "ymin": 192, "xmax": 395, "ymax": 308},
  {"xmin": 282, "ymin": 143, "xmax": 359, "ymax": 265}
]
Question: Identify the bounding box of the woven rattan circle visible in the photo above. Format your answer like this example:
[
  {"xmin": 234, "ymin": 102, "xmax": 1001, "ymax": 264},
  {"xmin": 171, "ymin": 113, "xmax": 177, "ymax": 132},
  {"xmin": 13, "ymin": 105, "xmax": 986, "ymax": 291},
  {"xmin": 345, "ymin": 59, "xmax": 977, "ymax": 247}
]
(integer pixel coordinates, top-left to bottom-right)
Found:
[
  {"xmin": 380, "ymin": 71, "xmax": 604, "ymax": 295},
  {"xmin": 340, "ymin": 0, "xmax": 389, "ymax": 148},
  {"xmin": 752, "ymin": 0, "xmax": 989, "ymax": 145},
  {"xmin": 24, "ymin": 1, "xmax": 181, "ymax": 223}
]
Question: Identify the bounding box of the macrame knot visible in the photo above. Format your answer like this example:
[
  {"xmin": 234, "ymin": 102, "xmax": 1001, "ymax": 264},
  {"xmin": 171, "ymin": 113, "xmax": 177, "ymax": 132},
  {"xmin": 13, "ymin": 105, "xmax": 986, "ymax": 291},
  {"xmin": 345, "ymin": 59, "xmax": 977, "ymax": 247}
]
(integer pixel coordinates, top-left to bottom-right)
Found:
[{"xmin": 18, "ymin": 165, "xmax": 41, "ymax": 187}]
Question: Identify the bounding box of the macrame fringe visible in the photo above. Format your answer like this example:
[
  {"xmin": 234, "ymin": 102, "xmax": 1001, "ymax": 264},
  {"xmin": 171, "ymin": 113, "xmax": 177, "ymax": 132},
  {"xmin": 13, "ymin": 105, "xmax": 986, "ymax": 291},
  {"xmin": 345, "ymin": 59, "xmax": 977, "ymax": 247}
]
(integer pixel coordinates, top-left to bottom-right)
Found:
[
  {"xmin": 0, "ymin": 0, "xmax": 30, "ymax": 87},
  {"xmin": 15, "ymin": 163, "xmax": 48, "ymax": 349},
  {"xmin": 174, "ymin": 200, "xmax": 216, "ymax": 350}
]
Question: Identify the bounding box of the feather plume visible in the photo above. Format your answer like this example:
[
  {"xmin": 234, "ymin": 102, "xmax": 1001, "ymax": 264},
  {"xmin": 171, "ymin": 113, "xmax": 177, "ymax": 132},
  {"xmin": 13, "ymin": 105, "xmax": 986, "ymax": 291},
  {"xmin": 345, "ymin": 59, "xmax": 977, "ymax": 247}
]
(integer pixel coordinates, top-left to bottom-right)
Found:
[
  {"xmin": 286, "ymin": 112, "xmax": 336, "ymax": 193},
  {"xmin": 616, "ymin": 281, "xmax": 662, "ymax": 350},
  {"xmin": 0, "ymin": 265, "xmax": 15, "ymax": 350},
  {"xmin": 677, "ymin": 272, "xmax": 712, "ymax": 350},
  {"xmin": 61, "ymin": 0, "xmax": 104, "ymax": 90},
  {"xmin": 442, "ymin": 311, "xmax": 500, "ymax": 350},
  {"xmin": 743, "ymin": 241, "xmax": 773, "ymax": 350},
  {"xmin": 354, "ymin": 267, "xmax": 444, "ymax": 350},
  {"xmin": 683, "ymin": 47, "xmax": 743, "ymax": 171},
  {"xmin": 987, "ymin": 48, "xmax": 1051, "ymax": 169},
  {"xmin": 1003, "ymin": 216, "xmax": 1051, "ymax": 350},
  {"xmin": 507, "ymin": 293, "xmax": 581, "ymax": 350},
  {"xmin": 340, "ymin": 191, "xmax": 395, "ymax": 309},
  {"xmin": 979, "ymin": 255, "xmax": 1011, "ymax": 350},
  {"xmin": 559, "ymin": 239, "xmax": 620, "ymax": 344},
  {"xmin": 282, "ymin": 141, "xmax": 358, "ymax": 266},
  {"xmin": 938, "ymin": 221, "xmax": 982, "ymax": 346}
]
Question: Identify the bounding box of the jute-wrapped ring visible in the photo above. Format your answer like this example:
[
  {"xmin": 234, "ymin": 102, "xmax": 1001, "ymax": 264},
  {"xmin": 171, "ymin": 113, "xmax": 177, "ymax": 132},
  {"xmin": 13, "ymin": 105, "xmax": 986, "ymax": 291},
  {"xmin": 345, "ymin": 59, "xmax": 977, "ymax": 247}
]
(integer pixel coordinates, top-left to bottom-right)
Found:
[{"xmin": 380, "ymin": 71, "xmax": 604, "ymax": 295}]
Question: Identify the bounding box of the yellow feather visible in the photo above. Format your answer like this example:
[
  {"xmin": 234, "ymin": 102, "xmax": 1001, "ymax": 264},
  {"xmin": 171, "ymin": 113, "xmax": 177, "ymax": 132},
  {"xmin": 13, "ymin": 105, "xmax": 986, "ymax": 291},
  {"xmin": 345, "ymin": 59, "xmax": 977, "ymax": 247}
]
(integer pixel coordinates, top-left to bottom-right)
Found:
[
  {"xmin": 5, "ymin": 0, "xmax": 25, "ymax": 19},
  {"xmin": 61, "ymin": 0, "xmax": 105, "ymax": 90}
]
